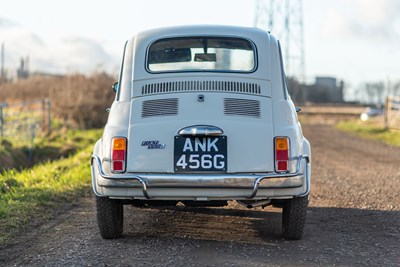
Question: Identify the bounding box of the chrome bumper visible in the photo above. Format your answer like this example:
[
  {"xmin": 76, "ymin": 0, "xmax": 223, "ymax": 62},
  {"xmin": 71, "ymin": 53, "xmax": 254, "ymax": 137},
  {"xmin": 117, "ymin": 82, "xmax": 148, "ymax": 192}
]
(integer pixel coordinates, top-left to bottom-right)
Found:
[{"xmin": 91, "ymin": 155, "xmax": 310, "ymax": 199}]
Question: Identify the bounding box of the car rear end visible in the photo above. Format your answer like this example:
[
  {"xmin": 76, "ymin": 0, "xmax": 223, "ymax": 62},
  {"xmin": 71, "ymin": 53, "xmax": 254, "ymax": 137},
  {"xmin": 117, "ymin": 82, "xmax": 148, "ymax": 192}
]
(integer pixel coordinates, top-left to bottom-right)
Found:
[{"xmin": 91, "ymin": 25, "xmax": 311, "ymax": 239}]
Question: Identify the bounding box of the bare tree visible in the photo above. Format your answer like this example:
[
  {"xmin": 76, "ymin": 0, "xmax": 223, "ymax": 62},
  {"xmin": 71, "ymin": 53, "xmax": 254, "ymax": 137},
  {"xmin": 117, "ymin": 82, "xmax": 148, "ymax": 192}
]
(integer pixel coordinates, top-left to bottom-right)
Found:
[
  {"xmin": 390, "ymin": 81, "xmax": 400, "ymax": 97},
  {"xmin": 364, "ymin": 82, "xmax": 385, "ymax": 105}
]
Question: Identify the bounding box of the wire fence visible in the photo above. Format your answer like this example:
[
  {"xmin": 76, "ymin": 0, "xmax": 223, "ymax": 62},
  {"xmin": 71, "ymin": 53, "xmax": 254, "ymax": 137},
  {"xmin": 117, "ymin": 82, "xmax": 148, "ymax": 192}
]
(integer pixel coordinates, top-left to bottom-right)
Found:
[
  {"xmin": 384, "ymin": 96, "xmax": 400, "ymax": 130},
  {"xmin": 0, "ymin": 99, "xmax": 51, "ymax": 147}
]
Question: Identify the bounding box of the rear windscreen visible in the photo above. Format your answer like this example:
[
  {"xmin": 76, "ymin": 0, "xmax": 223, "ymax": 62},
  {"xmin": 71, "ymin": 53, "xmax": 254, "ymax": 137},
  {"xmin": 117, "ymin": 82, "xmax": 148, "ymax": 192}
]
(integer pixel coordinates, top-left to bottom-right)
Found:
[{"xmin": 147, "ymin": 37, "xmax": 256, "ymax": 73}]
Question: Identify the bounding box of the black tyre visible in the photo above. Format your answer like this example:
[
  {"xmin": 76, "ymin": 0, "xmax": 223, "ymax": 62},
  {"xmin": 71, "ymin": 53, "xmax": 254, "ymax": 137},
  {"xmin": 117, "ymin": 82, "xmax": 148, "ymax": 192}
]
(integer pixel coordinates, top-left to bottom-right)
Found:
[
  {"xmin": 95, "ymin": 196, "xmax": 124, "ymax": 239},
  {"xmin": 282, "ymin": 195, "xmax": 308, "ymax": 240}
]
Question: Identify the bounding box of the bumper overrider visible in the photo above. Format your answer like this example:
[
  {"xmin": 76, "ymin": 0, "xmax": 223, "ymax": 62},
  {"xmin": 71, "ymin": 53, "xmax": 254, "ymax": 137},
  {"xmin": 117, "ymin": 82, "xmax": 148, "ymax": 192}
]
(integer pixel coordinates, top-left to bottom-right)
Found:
[{"xmin": 91, "ymin": 155, "xmax": 310, "ymax": 200}]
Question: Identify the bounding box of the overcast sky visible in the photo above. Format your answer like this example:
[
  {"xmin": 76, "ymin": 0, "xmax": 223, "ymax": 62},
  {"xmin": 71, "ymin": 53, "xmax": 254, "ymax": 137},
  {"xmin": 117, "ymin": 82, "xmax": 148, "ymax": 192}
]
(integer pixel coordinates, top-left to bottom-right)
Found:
[{"xmin": 1, "ymin": 0, "xmax": 399, "ymax": 97}]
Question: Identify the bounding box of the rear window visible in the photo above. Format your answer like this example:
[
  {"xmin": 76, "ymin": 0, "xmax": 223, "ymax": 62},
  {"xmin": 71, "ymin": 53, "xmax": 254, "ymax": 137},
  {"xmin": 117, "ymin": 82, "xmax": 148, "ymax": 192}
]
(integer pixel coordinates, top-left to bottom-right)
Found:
[{"xmin": 147, "ymin": 37, "xmax": 256, "ymax": 73}]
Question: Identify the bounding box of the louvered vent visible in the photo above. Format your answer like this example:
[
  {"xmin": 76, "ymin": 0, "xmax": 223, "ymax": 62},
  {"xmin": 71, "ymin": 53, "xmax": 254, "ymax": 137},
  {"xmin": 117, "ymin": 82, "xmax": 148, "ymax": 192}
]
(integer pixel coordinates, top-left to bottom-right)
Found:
[
  {"xmin": 141, "ymin": 81, "xmax": 261, "ymax": 95},
  {"xmin": 224, "ymin": 98, "xmax": 261, "ymax": 118},
  {"xmin": 141, "ymin": 98, "xmax": 178, "ymax": 118}
]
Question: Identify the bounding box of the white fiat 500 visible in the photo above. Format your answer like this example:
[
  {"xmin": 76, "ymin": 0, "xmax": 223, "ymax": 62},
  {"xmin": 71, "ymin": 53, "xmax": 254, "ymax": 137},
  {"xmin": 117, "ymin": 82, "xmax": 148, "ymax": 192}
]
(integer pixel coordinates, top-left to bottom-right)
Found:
[{"xmin": 91, "ymin": 25, "xmax": 311, "ymax": 240}]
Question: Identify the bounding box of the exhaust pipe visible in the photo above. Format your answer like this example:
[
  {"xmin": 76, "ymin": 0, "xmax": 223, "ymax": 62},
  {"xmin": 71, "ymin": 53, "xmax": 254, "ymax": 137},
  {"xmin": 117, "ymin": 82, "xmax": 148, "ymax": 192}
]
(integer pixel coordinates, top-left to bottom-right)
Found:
[{"xmin": 237, "ymin": 199, "xmax": 271, "ymax": 209}]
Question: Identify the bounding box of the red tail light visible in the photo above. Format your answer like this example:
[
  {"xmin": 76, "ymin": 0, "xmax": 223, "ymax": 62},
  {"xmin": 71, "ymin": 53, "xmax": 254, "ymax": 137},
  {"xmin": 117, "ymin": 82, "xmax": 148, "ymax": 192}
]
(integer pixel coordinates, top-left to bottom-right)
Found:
[
  {"xmin": 111, "ymin": 137, "xmax": 127, "ymax": 173},
  {"xmin": 275, "ymin": 137, "xmax": 289, "ymax": 173}
]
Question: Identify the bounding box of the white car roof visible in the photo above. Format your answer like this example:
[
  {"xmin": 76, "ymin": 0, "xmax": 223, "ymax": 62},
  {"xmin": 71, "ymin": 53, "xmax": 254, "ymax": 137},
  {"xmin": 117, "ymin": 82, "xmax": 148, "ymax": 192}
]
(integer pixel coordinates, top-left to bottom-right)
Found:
[{"xmin": 131, "ymin": 25, "xmax": 270, "ymax": 42}]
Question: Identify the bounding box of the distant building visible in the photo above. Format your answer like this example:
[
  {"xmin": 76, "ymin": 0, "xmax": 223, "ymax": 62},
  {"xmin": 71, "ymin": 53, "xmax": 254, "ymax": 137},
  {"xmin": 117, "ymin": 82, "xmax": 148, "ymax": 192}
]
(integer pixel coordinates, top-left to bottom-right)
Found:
[
  {"xmin": 17, "ymin": 57, "xmax": 29, "ymax": 80},
  {"xmin": 314, "ymin": 76, "xmax": 343, "ymax": 103},
  {"xmin": 288, "ymin": 76, "xmax": 344, "ymax": 104}
]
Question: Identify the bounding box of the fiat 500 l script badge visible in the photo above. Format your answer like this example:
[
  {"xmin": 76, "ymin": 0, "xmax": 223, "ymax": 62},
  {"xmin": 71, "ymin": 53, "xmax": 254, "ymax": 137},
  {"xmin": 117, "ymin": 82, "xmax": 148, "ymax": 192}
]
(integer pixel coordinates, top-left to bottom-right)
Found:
[{"xmin": 141, "ymin": 141, "xmax": 166, "ymax": 149}]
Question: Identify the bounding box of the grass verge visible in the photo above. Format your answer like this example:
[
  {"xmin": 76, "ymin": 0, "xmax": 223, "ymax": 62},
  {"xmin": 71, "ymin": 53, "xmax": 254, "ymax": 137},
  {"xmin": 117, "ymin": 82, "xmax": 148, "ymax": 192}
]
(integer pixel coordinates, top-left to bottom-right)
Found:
[
  {"xmin": 0, "ymin": 129, "xmax": 102, "ymax": 245},
  {"xmin": 0, "ymin": 128, "xmax": 101, "ymax": 171},
  {"xmin": 336, "ymin": 119, "xmax": 400, "ymax": 147}
]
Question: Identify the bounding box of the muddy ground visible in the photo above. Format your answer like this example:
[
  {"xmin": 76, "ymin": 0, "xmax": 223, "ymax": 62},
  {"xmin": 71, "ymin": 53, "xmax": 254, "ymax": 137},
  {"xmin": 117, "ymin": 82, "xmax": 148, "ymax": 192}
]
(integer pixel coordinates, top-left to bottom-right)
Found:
[{"xmin": 1, "ymin": 121, "xmax": 399, "ymax": 266}]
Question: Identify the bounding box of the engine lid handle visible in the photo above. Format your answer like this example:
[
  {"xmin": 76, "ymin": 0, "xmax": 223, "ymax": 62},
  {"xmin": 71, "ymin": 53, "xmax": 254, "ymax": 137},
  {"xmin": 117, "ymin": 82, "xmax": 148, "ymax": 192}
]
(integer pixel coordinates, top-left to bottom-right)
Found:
[{"xmin": 178, "ymin": 125, "xmax": 224, "ymax": 136}]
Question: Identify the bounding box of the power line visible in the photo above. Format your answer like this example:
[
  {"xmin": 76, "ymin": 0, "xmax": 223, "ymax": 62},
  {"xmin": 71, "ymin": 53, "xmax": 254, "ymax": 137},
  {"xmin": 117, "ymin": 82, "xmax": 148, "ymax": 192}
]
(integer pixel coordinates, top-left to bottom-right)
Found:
[{"xmin": 254, "ymin": 0, "xmax": 306, "ymax": 82}]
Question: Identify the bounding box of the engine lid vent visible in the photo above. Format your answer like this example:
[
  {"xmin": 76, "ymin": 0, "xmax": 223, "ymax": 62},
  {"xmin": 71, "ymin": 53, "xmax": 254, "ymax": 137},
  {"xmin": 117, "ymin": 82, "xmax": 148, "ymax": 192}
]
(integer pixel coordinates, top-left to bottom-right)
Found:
[
  {"xmin": 141, "ymin": 98, "xmax": 178, "ymax": 118},
  {"xmin": 224, "ymin": 98, "xmax": 261, "ymax": 118},
  {"xmin": 142, "ymin": 81, "xmax": 261, "ymax": 95}
]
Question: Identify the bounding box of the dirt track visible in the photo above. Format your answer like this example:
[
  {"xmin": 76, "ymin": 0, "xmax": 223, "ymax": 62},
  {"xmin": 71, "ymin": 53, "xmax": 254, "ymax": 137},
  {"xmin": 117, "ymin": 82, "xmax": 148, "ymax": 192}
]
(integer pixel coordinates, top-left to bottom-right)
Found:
[{"xmin": 1, "ymin": 122, "xmax": 399, "ymax": 266}]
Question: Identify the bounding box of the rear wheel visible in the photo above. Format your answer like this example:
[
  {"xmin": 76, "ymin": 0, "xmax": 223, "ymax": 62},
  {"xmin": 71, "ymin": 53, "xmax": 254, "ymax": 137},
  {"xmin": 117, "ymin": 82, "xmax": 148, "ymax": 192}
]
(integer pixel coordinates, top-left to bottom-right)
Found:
[
  {"xmin": 96, "ymin": 196, "xmax": 124, "ymax": 239},
  {"xmin": 282, "ymin": 195, "xmax": 308, "ymax": 240}
]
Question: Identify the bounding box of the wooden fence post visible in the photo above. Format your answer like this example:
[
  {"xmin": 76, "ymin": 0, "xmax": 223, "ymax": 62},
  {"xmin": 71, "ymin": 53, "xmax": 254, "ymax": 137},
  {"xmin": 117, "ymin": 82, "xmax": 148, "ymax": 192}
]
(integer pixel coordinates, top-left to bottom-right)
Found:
[
  {"xmin": 384, "ymin": 96, "xmax": 389, "ymax": 130},
  {"xmin": 41, "ymin": 99, "xmax": 51, "ymax": 132},
  {"xmin": 47, "ymin": 99, "xmax": 51, "ymax": 131}
]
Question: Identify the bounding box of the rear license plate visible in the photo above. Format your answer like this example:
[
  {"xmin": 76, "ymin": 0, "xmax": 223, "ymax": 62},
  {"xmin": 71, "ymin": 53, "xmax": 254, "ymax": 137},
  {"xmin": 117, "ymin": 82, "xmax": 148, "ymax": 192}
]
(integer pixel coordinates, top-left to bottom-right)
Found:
[{"xmin": 174, "ymin": 136, "xmax": 227, "ymax": 172}]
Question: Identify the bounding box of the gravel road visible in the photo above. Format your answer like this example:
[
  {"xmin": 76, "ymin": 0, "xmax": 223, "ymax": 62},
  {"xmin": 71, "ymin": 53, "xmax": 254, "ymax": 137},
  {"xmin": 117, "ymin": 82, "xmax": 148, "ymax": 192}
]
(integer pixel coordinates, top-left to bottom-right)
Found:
[{"xmin": 1, "ymin": 122, "xmax": 399, "ymax": 266}]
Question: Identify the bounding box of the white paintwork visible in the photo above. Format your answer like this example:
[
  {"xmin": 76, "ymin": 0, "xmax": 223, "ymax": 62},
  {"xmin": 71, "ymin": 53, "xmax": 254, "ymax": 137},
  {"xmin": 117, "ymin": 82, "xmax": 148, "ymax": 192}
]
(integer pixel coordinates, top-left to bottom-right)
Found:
[{"xmin": 91, "ymin": 25, "xmax": 311, "ymax": 200}]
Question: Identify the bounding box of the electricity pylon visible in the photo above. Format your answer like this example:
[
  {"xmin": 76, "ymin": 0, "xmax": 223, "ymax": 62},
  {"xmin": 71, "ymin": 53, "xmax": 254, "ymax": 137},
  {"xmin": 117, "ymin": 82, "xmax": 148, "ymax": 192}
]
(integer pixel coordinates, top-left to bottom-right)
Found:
[{"xmin": 254, "ymin": 0, "xmax": 306, "ymax": 83}]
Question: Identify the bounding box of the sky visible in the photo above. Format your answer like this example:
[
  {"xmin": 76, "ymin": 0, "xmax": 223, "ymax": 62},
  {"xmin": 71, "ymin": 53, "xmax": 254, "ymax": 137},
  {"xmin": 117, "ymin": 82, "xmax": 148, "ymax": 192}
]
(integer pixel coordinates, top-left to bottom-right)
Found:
[{"xmin": 1, "ymin": 0, "xmax": 400, "ymax": 99}]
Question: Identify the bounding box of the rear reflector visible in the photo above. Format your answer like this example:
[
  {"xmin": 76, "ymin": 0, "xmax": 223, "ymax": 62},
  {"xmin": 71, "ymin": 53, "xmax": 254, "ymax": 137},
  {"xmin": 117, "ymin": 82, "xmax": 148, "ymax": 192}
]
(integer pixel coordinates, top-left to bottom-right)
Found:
[
  {"xmin": 275, "ymin": 137, "xmax": 289, "ymax": 173},
  {"xmin": 111, "ymin": 137, "xmax": 127, "ymax": 173}
]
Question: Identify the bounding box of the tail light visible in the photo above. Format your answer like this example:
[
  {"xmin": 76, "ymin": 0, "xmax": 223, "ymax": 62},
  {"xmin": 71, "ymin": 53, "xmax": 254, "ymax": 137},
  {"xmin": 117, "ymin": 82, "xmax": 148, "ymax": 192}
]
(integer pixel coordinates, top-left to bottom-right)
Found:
[
  {"xmin": 111, "ymin": 137, "xmax": 127, "ymax": 173},
  {"xmin": 275, "ymin": 137, "xmax": 289, "ymax": 173}
]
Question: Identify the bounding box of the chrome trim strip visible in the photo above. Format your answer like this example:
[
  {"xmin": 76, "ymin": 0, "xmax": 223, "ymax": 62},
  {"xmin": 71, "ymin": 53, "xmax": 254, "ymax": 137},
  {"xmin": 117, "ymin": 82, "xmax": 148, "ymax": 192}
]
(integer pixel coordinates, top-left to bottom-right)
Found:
[{"xmin": 91, "ymin": 155, "xmax": 310, "ymax": 199}]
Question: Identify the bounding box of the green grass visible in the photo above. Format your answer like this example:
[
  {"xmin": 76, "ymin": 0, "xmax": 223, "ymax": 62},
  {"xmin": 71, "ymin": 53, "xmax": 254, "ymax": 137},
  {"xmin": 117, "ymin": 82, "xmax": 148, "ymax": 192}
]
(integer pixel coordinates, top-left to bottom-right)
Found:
[
  {"xmin": 336, "ymin": 120, "xmax": 400, "ymax": 147},
  {"xmin": 0, "ymin": 129, "xmax": 102, "ymax": 245}
]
